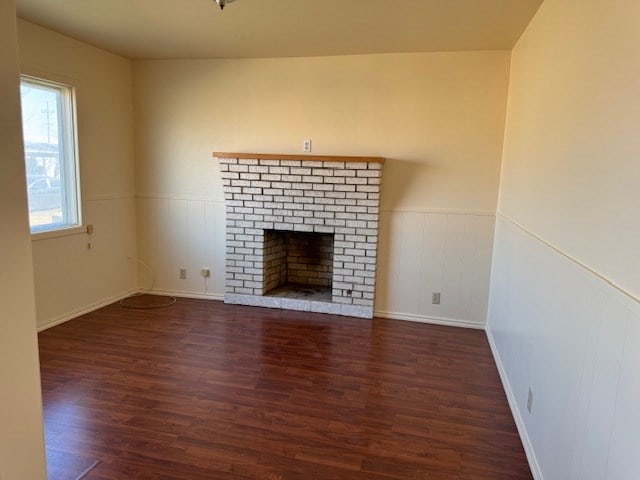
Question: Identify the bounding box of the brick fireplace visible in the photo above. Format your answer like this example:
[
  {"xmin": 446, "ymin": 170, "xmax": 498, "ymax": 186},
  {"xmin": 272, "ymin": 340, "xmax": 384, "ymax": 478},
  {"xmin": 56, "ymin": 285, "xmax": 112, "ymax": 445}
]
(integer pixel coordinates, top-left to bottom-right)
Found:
[{"xmin": 216, "ymin": 152, "xmax": 384, "ymax": 318}]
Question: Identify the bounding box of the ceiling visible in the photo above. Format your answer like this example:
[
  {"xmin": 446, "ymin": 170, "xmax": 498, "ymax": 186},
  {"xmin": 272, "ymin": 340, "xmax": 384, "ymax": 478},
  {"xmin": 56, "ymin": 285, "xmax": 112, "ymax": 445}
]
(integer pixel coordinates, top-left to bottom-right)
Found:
[{"xmin": 15, "ymin": 0, "xmax": 543, "ymax": 60}]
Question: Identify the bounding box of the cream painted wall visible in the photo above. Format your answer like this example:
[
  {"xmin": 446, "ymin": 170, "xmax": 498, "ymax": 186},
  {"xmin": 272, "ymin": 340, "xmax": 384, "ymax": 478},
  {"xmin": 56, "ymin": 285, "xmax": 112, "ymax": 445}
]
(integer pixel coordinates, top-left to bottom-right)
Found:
[
  {"xmin": 133, "ymin": 52, "xmax": 510, "ymax": 325},
  {"xmin": 17, "ymin": 20, "xmax": 138, "ymax": 328},
  {"xmin": 497, "ymin": 0, "xmax": 640, "ymax": 299},
  {"xmin": 488, "ymin": 0, "xmax": 640, "ymax": 478},
  {"xmin": 0, "ymin": 2, "xmax": 47, "ymax": 479}
]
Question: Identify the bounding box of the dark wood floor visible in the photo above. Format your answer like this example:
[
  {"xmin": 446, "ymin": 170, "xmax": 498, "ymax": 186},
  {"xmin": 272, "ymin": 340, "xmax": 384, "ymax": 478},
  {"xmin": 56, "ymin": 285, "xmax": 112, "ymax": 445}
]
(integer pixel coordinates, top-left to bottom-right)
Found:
[{"xmin": 39, "ymin": 298, "xmax": 532, "ymax": 480}]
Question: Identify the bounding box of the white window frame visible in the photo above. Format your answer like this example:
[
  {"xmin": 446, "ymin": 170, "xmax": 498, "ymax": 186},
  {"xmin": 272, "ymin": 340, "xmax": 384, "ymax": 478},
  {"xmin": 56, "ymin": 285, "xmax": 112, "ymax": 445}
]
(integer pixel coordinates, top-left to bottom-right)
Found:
[{"xmin": 20, "ymin": 74, "xmax": 83, "ymax": 237}]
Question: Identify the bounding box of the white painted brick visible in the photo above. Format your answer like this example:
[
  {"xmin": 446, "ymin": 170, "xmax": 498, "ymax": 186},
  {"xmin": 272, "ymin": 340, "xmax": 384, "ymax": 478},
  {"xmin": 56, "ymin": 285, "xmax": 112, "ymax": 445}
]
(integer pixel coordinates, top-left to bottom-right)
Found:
[
  {"xmin": 334, "ymin": 169, "xmax": 356, "ymax": 177},
  {"xmin": 262, "ymin": 174, "xmax": 281, "ymax": 181},
  {"xmin": 275, "ymin": 222, "xmax": 293, "ymax": 230},
  {"xmin": 221, "ymin": 171, "xmax": 240, "ymax": 179},
  {"xmin": 291, "ymin": 183, "xmax": 313, "ymax": 190},
  {"xmin": 233, "ymin": 194, "xmax": 252, "ymax": 201},
  {"xmin": 334, "ymin": 184, "xmax": 356, "ymax": 192},
  {"xmin": 345, "ymin": 262, "xmax": 365, "ymax": 270},
  {"xmin": 240, "ymin": 172, "xmax": 260, "ymax": 180},
  {"xmin": 359, "ymin": 256, "xmax": 377, "ymax": 264},
  {"xmin": 281, "ymin": 160, "xmax": 301, "ymax": 167},
  {"xmin": 314, "ymin": 197, "xmax": 336, "ymax": 205},
  {"xmin": 312, "ymin": 183, "xmax": 333, "ymax": 191},
  {"xmin": 345, "ymin": 177, "xmax": 367, "ymax": 185},
  {"xmin": 291, "ymin": 167, "xmax": 312, "ymax": 175},
  {"xmin": 282, "ymin": 175, "xmax": 302, "ymax": 182},
  {"xmin": 274, "ymin": 182, "xmax": 294, "ymax": 190},
  {"xmin": 325, "ymin": 219, "xmax": 346, "ymax": 227},
  {"xmin": 269, "ymin": 166, "xmax": 290, "ymax": 174},
  {"xmin": 303, "ymin": 161, "xmax": 323, "ymax": 167},
  {"xmin": 302, "ymin": 175, "xmax": 324, "ymax": 183},
  {"xmin": 255, "ymin": 222, "xmax": 274, "ymax": 229},
  {"xmin": 346, "ymin": 162, "xmax": 367, "ymax": 169},
  {"xmin": 259, "ymin": 159, "xmax": 280, "ymax": 166},
  {"xmin": 346, "ymin": 220, "xmax": 367, "ymax": 228},
  {"xmin": 229, "ymin": 164, "xmax": 249, "ymax": 172},
  {"xmin": 356, "ymin": 185, "xmax": 379, "ymax": 193},
  {"xmin": 324, "ymin": 177, "xmax": 346, "ymax": 184},
  {"xmin": 346, "ymin": 206, "xmax": 367, "ymax": 213},
  {"xmin": 293, "ymin": 210, "xmax": 313, "ymax": 218},
  {"xmin": 346, "ymin": 234, "xmax": 366, "ymax": 242},
  {"xmin": 357, "ymin": 170, "xmax": 381, "ymax": 177},
  {"xmin": 345, "ymin": 192, "xmax": 367, "ymax": 200},
  {"xmin": 323, "ymin": 161, "xmax": 345, "ymax": 169},
  {"xmin": 325, "ymin": 191, "xmax": 346, "ymax": 199}
]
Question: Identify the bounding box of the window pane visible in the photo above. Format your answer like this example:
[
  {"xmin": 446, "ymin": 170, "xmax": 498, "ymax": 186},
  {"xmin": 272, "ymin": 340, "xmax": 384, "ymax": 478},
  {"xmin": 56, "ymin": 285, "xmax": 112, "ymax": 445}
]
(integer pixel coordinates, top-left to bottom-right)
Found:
[{"xmin": 20, "ymin": 78, "xmax": 79, "ymax": 232}]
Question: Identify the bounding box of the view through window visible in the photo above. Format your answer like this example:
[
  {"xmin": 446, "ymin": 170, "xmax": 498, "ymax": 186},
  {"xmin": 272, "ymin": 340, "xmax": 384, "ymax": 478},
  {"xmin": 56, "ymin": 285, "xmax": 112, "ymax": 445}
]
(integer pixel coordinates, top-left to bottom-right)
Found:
[{"xmin": 20, "ymin": 76, "xmax": 80, "ymax": 233}]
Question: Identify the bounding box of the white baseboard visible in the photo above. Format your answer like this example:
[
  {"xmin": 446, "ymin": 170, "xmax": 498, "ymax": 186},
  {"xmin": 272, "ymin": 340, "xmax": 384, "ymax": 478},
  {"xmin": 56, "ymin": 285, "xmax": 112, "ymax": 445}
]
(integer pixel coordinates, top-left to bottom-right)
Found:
[
  {"xmin": 486, "ymin": 326, "xmax": 543, "ymax": 480},
  {"xmin": 37, "ymin": 289, "xmax": 137, "ymax": 332},
  {"xmin": 373, "ymin": 309, "xmax": 485, "ymax": 330},
  {"xmin": 147, "ymin": 289, "xmax": 225, "ymax": 302}
]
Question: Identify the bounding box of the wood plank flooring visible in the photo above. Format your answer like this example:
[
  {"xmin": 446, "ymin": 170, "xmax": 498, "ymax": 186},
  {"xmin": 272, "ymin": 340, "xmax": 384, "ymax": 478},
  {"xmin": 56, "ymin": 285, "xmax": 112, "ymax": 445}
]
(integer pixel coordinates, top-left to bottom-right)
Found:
[{"xmin": 38, "ymin": 298, "xmax": 532, "ymax": 479}]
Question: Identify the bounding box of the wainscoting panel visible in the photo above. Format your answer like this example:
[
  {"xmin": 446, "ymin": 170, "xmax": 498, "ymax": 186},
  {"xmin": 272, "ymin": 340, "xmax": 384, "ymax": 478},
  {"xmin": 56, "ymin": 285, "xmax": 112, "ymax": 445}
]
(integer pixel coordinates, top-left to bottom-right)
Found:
[
  {"xmin": 136, "ymin": 195, "xmax": 226, "ymax": 298},
  {"xmin": 32, "ymin": 195, "xmax": 137, "ymax": 329},
  {"xmin": 375, "ymin": 210, "xmax": 496, "ymax": 327},
  {"xmin": 487, "ymin": 215, "xmax": 640, "ymax": 480},
  {"xmin": 136, "ymin": 197, "xmax": 495, "ymax": 326}
]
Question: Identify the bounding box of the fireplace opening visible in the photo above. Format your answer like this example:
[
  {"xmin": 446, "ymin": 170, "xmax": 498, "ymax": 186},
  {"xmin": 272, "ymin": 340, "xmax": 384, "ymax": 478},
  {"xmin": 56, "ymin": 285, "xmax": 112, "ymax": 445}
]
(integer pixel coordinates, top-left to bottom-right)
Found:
[{"xmin": 263, "ymin": 230, "xmax": 334, "ymax": 302}]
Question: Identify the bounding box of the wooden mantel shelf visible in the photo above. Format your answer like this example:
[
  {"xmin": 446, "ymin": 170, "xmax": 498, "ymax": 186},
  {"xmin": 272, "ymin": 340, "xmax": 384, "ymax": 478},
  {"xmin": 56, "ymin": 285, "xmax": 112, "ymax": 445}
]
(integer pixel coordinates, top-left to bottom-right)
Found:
[{"xmin": 213, "ymin": 152, "xmax": 385, "ymax": 163}]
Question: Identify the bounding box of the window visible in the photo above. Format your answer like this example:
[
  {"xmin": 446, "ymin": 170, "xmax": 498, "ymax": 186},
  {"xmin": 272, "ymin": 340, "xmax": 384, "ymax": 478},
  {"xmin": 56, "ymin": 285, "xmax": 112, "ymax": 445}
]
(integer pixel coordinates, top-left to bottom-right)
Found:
[{"xmin": 20, "ymin": 76, "xmax": 81, "ymax": 233}]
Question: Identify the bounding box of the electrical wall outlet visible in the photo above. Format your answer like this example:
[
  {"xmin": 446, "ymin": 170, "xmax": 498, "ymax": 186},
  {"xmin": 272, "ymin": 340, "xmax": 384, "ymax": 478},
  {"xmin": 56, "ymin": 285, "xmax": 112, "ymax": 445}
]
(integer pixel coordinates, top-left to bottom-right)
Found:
[
  {"xmin": 201, "ymin": 268, "xmax": 211, "ymax": 278},
  {"xmin": 527, "ymin": 387, "xmax": 534, "ymax": 413},
  {"xmin": 179, "ymin": 268, "xmax": 187, "ymax": 280},
  {"xmin": 432, "ymin": 292, "xmax": 441, "ymax": 304},
  {"xmin": 303, "ymin": 139, "xmax": 312, "ymax": 152}
]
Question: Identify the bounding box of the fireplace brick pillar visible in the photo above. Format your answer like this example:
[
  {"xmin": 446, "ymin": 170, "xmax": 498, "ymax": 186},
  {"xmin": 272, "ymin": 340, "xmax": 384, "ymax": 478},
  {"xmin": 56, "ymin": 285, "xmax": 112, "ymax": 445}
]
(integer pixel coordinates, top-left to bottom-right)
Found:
[{"xmin": 216, "ymin": 152, "xmax": 384, "ymax": 319}]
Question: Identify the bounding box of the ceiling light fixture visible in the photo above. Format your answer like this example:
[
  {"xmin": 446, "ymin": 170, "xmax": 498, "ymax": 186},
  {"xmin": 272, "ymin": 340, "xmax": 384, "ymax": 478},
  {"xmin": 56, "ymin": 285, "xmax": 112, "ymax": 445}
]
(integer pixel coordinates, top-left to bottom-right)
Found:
[{"xmin": 215, "ymin": 0, "xmax": 236, "ymax": 10}]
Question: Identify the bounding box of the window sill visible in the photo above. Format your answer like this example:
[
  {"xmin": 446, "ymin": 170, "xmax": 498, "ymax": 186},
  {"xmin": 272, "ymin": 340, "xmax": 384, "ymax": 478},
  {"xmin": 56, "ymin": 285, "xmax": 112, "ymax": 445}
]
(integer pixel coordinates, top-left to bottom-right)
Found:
[{"xmin": 31, "ymin": 225, "xmax": 87, "ymax": 241}]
